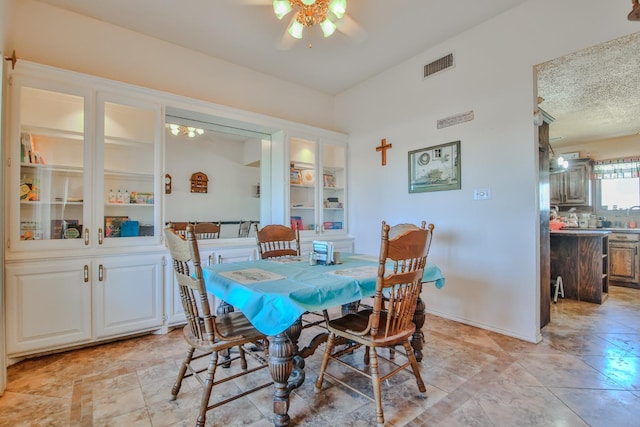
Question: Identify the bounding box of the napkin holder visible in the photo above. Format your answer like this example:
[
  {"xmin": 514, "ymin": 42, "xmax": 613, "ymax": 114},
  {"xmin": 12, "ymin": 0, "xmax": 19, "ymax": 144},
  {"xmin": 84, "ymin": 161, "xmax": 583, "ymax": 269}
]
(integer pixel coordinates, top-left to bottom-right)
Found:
[{"xmin": 312, "ymin": 240, "xmax": 334, "ymax": 265}]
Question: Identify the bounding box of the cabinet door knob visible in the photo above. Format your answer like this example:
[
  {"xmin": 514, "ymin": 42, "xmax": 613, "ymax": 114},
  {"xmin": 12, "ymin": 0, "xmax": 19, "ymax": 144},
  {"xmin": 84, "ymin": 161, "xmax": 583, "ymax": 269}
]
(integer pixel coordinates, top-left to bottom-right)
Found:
[
  {"xmin": 98, "ymin": 264, "xmax": 104, "ymax": 282},
  {"xmin": 98, "ymin": 228, "xmax": 104, "ymax": 245},
  {"xmin": 84, "ymin": 228, "xmax": 90, "ymax": 246},
  {"xmin": 83, "ymin": 265, "xmax": 89, "ymax": 283}
]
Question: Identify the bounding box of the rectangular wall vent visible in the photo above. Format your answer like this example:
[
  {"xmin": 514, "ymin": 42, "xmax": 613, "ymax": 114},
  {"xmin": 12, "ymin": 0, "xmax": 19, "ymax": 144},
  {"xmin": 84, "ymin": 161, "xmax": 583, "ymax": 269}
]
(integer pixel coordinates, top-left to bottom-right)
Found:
[{"xmin": 423, "ymin": 53, "xmax": 454, "ymax": 78}]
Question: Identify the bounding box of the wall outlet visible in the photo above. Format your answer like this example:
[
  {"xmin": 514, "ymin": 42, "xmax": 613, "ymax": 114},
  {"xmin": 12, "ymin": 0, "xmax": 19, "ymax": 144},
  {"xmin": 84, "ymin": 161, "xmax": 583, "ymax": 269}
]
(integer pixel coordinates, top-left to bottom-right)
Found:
[{"xmin": 473, "ymin": 188, "xmax": 491, "ymax": 200}]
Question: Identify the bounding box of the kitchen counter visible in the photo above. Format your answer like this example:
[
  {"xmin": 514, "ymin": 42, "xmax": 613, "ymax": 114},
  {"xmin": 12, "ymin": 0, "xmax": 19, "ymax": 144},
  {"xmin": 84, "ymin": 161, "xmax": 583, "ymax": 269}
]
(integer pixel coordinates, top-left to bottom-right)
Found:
[
  {"xmin": 603, "ymin": 228, "xmax": 640, "ymax": 234},
  {"xmin": 550, "ymin": 231, "xmax": 609, "ymax": 304},
  {"xmin": 555, "ymin": 227, "xmax": 640, "ymax": 234},
  {"xmin": 551, "ymin": 229, "xmax": 611, "ymax": 236}
]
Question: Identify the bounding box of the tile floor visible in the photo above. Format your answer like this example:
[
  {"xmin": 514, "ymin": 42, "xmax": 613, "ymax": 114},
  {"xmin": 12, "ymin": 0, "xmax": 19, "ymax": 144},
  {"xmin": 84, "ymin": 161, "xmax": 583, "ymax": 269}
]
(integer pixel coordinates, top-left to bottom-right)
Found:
[{"xmin": 3, "ymin": 286, "xmax": 640, "ymax": 426}]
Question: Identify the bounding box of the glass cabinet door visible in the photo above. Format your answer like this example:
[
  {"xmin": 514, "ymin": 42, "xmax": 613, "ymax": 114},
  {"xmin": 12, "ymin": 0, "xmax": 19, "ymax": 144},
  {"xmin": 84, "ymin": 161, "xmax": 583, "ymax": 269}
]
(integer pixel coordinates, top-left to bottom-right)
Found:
[
  {"xmin": 95, "ymin": 96, "xmax": 160, "ymax": 246},
  {"xmin": 289, "ymin": 136, "xmax": 347, "ymax": 235},
  {"xmin": 12, "ymin": 82, "xmax": 90, "ymax": 248},
  {"xmin": 320, "ymin": 139, "xmax": 346, "ymax": 234},
  {"xmin": 289, "ymin": 137, "xmax": 317, "ymax": 233}
]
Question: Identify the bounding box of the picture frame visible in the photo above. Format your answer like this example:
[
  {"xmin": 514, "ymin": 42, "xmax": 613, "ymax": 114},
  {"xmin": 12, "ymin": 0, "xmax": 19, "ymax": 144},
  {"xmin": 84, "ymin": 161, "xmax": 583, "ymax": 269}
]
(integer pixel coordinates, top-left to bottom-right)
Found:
[
  {"xmin": 408, "ymin": 140, "xmax": 461, "ymax": 193},
  {"xmin": 290, "ymin": 168, "xmax": 302, "ymax": 184},
  {"xmin": 323, "ymin": 173, "xmax": 336, "ymax": 188}
]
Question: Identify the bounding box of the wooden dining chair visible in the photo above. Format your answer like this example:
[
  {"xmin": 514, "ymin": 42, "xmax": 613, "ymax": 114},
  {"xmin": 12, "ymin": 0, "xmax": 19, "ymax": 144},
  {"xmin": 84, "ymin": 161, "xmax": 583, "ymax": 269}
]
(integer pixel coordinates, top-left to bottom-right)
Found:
[
  {"xmin": 168, "ymin": 221, "xmax": 189, "ymax": 237},
  {"xmin": 254, "ymin": 223, "xmax": 328, "ymax": 329},
  {"xmin": 193, "ymin": 221, "xmax": 221, "ymax": 239},
  {"xmin": 238, "ymin": 220, "xmax": 253, "ymax": 238},
  {"xmin": 164, "ymin": 225, "xmax": 271, "ymax": 427},
  {"xmin": 254, "ymin": 223, "xmax": 300, "ymax": 259},
  {"xmin": 315, "ymin": 220, "xmax": 434, "ymax": 427}
]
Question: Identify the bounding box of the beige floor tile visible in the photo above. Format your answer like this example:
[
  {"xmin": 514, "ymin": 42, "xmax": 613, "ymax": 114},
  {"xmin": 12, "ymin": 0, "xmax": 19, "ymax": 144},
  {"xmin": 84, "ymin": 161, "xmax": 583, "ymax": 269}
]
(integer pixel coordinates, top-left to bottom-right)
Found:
[{"xmin": 4, "ymin": 286, "xmax": 640, "ymax": 426}]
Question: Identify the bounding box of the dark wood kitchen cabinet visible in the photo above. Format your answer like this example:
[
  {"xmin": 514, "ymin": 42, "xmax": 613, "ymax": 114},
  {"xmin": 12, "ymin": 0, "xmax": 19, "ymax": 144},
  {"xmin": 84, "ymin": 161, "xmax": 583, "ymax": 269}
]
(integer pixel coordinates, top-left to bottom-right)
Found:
[
  {"xmin": 550, "ymin": 159, "xmax": 593, "ymax": 206},
  {"xmin": 609, "ymin": 233, "xmax": 640, "ymax": 285},
  {"xmin": 550, "ymin": 229, "xmax": 609, "ymax": 304}
]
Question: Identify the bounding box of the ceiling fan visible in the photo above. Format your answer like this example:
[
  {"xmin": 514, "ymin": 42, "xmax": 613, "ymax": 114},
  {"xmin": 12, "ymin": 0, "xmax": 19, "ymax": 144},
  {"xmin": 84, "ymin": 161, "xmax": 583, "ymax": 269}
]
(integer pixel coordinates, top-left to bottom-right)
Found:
[
  {"xmin": 630, "ymin": 0, "xmax": 640, "ymax": 21},
  {"xmin": 239, "ymin": 0, "xmax": 366, "ymax": 49}
]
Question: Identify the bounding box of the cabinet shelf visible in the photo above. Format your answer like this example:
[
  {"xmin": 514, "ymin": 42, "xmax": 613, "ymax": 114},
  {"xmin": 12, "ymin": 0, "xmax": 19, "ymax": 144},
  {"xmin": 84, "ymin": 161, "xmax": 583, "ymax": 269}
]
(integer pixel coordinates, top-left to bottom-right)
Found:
[
  {"xmin": 21, "ymin": 200, "xmax": 83, "ymax": 206},
  {"xmin": 21, "ymin": 125, "xmax": 84, "ymax": 141},
  {"xmin": 104, "ymin": 135, "xmax": 154, "ymax": 146},
  {"xmin": 105, "ymin": 202, "xmax": 154, "ymax": 207},
  {"xmin": 104, "ymin": 169, "xmax": 153, "ymax": 179},
  {"xmin": 21, "ymin": 163, "xmax": 83, "ymax": 173}
]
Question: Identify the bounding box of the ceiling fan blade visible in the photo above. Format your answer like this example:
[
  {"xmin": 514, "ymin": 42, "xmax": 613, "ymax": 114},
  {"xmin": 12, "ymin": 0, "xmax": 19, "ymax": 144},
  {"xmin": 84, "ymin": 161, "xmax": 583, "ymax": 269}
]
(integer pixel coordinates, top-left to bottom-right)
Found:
[
  {"xmin": 336, "ymin": 14, "xmax": 367, "ymax": 43},
  {"xmin": 276, "ymin": 15, "xmax": 298, "ymax": 51}
]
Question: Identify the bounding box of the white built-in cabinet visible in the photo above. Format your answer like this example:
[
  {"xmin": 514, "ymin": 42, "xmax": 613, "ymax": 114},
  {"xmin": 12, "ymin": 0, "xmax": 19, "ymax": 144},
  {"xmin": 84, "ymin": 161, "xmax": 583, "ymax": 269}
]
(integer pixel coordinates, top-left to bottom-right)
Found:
[
  {"xmin": 4, "ymin": 62, "xmax": 164, "ymax": 357},
  {"xmin": 3, "ymin": 61, "xmax": 352, "ymax": 358},
  {"xmin": 289, "ymin": 135, "xmax": 347, "ymax": 237}
]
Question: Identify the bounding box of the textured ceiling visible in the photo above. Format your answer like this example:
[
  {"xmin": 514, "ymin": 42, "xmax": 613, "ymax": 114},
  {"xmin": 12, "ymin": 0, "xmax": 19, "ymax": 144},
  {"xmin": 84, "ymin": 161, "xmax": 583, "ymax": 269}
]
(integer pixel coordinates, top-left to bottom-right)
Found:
[{"xmin": 537, "ymin": 31, "xmax": 640, "ymax": 147}]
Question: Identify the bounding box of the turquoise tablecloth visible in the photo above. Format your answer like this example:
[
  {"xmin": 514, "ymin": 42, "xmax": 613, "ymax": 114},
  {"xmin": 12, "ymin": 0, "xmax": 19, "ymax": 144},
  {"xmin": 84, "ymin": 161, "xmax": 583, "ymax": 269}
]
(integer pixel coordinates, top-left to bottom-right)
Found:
[{"xmin": 202, "ymin": 253, "xmax": 444, "ymax": 336}]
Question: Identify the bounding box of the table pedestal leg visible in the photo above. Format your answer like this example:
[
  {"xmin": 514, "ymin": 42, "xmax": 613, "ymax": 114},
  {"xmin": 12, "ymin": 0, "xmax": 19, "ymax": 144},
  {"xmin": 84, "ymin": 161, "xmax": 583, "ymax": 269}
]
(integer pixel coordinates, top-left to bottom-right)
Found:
[
  {"xmin": 285, "ymin": 317, "xmax": 302, "ymax": 355},
  {"xmin": 269, "ymin": 333, "xmax": 293, "ymax": 427},
  {"xmin": 411, "ymin": 284, "xmax": 425, "ymax": 362}
]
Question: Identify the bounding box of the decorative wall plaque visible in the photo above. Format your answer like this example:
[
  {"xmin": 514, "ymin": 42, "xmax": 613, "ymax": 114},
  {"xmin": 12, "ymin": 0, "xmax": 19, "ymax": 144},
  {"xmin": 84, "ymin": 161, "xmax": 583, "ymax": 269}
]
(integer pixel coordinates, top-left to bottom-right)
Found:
[{"xmin": 190, "ymin": 172, "xmax": 209, "ymax": 193}]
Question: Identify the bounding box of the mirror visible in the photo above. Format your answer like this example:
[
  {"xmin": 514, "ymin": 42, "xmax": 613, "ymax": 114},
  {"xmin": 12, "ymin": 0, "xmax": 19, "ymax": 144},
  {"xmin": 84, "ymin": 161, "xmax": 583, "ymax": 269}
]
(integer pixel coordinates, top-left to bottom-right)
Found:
[{"xmin": 164, "ymin": 107, "xmax": 273, "ymax": 238}]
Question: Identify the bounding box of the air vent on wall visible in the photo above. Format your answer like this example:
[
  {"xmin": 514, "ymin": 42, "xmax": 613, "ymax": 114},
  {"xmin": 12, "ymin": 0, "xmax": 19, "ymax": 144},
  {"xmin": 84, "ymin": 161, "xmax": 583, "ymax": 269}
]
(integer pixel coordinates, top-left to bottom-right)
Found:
[{"xmin": 423, "ymin": 53, "xmax": 454, "ymax": 78}]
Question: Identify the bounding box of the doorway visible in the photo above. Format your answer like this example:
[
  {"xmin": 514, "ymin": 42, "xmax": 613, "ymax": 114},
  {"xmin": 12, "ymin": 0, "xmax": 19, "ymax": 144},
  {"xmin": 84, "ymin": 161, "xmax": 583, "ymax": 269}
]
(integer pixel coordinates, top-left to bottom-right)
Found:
[{"xmin": 536, "ymin": 31, "xmax": 640, "ymax": 327}]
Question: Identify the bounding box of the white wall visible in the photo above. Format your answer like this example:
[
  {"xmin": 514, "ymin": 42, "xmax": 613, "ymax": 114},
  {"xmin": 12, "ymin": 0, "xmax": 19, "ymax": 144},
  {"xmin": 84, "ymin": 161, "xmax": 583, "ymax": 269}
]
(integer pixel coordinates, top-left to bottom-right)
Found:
[
  {"xmin": 11, "ymin": 0, "xmax": 336, "ymax": 131},
  {"xmin": 557, "ymin": 134, "xmax": 640, "ymax": 161},
  {"xmin": 164, "ymin": 131, "xmax": 260, "ymax": 237},
  {"xmin": 337, "ymin": 0, "xmax": 639, "ymax": 342}
]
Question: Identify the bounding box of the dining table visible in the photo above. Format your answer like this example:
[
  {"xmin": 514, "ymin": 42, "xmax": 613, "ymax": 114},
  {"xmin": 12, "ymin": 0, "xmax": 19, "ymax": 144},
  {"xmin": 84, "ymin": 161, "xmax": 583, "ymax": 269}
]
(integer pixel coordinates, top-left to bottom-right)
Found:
[{"xmin": 202, "ymin": 253, "xmax": 444, "ymax": 427}]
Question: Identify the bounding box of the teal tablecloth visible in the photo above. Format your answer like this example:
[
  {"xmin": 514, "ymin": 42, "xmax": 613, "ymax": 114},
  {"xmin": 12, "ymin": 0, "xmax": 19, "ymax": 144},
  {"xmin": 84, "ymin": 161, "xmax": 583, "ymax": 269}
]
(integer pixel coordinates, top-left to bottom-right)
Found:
[{"xmin": 202, "ymin": 253, "xmax": 444, "ymax": 336}]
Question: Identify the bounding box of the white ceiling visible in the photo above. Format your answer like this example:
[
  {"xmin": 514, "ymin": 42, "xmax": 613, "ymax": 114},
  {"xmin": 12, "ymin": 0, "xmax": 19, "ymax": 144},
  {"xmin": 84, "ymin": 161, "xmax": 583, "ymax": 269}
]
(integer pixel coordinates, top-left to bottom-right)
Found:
[
  {"xmin": 33, "ymin": 1, "xmax": 640, "ymax": 145},
  {"xmin": 33, "ymin": 0, "xmax": 528, "ymax": 95}
]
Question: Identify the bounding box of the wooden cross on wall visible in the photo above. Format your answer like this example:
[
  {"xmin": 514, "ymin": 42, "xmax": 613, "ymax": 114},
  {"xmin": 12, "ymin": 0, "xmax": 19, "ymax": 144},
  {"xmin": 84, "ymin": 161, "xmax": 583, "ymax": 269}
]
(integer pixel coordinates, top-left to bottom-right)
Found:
[{"xmin": 376, "ymin": 138, "xmax": 392, "ymax": 165}]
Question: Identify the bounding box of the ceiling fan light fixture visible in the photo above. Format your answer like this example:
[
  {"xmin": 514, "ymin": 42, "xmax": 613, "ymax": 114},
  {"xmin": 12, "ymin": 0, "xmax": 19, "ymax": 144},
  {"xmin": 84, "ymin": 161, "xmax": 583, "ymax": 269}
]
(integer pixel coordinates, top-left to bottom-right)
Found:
[
  {"xmin": 275, "ymin": 0, "xmax": 347, "ymax": 39},
  {"xmin": 166, "ymin": 123, "xmax": 204, "ymax": 138},
  {"xmin": 320, "ymin": 19, "xmax": 336, "ymax": 37},
  {"xmin": 273, "ymin": 0, "xmax": 292, "ymax": 19},
  {"xmin": 288, "ymin": 19, "xmax": 304, "ymax": 39},
  {"xmin": 329, "ymin": 0, "xmax": 346, "ymax": 19}
]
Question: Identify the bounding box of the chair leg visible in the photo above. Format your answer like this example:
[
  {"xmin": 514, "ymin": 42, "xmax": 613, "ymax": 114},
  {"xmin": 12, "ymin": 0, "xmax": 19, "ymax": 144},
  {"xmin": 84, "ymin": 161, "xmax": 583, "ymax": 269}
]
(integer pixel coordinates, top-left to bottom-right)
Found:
[
  {"xmin": 196, "ymin": 351, "xmax": 219, "ymax": 427},
  {"xmin": 369, "ymin": 347, "xmax": 384, "ymax": 426},
  {"xmin": 314, "ymin": 332, "xmax": 336, "ymax": 392},
  {"xmin": 364, "ymin": 346, "xmax": 370, "ymax": 365},
  {"xmin": 171, "ymin": 346, "xmax": 195, "ymax": 399},
  {"xmin": 403, "ymin": 340, "xmax": 426, "ymax": 394}
]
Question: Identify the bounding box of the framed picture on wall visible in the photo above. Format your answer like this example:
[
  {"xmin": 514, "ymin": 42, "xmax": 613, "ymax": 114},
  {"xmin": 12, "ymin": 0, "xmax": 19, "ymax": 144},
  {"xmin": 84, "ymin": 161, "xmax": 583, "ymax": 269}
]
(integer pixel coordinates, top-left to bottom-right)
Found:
[{"xmin": 408, "ymin": 140, "xmax": 461, "ymax": 193}]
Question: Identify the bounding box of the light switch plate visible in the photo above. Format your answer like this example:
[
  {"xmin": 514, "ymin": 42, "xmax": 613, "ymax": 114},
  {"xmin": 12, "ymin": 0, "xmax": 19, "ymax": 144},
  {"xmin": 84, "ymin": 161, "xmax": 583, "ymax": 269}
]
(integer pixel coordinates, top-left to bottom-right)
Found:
[{"xmin": 473, "ymin": 188, "xmax": 491, "ymax": 200}]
